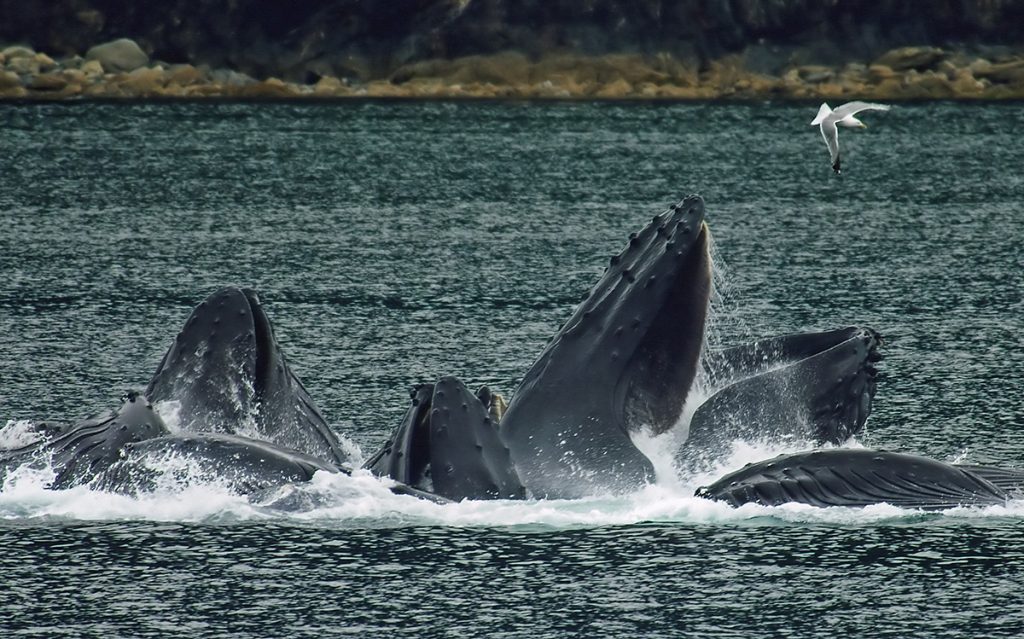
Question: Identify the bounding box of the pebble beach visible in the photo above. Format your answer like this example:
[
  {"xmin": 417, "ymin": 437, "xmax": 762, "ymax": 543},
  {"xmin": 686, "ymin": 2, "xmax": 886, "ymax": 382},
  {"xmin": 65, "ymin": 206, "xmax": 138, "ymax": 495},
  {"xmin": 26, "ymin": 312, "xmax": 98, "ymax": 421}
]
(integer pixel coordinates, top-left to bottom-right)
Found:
[{"xmin": 2, "ymin": 37, "xmax": 1023, "ymax": 101}]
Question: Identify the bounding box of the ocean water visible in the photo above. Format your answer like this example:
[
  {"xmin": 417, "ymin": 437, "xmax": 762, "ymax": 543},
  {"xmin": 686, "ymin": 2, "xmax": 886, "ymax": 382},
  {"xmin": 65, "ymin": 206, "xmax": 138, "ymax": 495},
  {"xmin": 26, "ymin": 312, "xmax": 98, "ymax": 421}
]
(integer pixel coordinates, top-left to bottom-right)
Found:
[{"xmin": 1, "ymin": 100, "xmax": 1023, "ymax": 637}]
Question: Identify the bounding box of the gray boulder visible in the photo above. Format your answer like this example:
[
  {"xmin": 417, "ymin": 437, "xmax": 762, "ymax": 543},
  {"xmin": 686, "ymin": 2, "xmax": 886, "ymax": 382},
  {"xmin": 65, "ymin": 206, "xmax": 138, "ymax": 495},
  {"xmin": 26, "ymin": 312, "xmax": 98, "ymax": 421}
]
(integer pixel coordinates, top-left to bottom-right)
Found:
[
  {"xmin": 873, "ymin": 46, "xmax": 945, "ymax": 72},
  {"xmin": 209, "ymin": 68, "xmax": 255, "ymax": 86},
  {"xmin": 86, "ymin": 38, "xmax": 149, "ymax": 73},
  {"xmin": 0, "ymin": 70, "xmax": 21, "ymax": 89},
  {"xmin": 1, "ymin": 44, "xmax": 35, "ymax": 59}
]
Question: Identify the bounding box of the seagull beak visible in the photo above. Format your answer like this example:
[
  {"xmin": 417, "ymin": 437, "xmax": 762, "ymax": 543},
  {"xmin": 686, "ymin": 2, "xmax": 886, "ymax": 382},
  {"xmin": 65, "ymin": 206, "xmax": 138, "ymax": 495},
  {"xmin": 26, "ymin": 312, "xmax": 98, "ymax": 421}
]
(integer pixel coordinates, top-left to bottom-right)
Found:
[{"xmin": 860, "ymin": 123, "xmax": 868, "ymax": 129}]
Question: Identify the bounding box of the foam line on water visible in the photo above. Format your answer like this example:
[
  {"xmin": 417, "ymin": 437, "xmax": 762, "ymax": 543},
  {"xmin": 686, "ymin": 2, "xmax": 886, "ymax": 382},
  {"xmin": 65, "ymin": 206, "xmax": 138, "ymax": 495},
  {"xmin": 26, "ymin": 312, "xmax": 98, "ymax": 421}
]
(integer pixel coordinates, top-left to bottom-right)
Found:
[
  {"xmin": 0, "ymin": 458, "xmax": 263, "ymax": 522},
  {"xmin": 2, "ymin": 437, "xmax": 1022, "ymax": 526}
]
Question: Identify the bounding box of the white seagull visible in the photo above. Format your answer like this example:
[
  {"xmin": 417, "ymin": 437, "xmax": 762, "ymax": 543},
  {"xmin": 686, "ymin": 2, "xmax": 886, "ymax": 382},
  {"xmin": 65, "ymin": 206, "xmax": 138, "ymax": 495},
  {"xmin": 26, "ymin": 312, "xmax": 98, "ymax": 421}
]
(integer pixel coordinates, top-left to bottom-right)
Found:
[{"xmin": 810, "ymin": 101, "xmax": 891, "ymax": 174}]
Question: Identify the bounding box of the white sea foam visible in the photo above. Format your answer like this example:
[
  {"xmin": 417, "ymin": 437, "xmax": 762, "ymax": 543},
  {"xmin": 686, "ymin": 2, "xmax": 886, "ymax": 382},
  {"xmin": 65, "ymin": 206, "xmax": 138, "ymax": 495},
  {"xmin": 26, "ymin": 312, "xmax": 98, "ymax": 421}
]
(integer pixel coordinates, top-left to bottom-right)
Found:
[
  {"xmin": 0, "ymin": 419, "xmax": 44, "ymax": 451},
  {"xmin": 3, "ymin": 236, "xmax": 1020, "ymax": 527},
  {"xmin": 2, "ymin": 432, "xmax": 1021, "ymax": 527},
  {"xmin": 154, "ymin": 400, "xmax": 184, "ymax": 433},
  {"xmin": 0, "ymin": 454, "xmax": 261, "ymax": 522}
]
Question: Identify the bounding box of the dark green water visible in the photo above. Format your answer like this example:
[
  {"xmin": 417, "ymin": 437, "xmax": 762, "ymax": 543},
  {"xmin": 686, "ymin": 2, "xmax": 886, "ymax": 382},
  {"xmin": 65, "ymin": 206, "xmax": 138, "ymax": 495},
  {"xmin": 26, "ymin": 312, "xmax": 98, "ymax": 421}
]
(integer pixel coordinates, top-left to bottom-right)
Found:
[{"xmin": 1, "ymin": 101, "xmax": 1023, "ymax": 637}]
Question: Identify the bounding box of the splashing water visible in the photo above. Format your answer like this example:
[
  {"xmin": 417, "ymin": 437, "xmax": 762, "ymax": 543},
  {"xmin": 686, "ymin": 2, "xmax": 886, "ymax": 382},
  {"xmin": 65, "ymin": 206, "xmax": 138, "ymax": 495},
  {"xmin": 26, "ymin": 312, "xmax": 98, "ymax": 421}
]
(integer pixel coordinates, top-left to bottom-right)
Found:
[
  {"xmin": 154, "ymin": 400, "xmax": 183, "ymax": 433},
  {"xmin": 3, "ymin": 416, "xmax": 1021, "ymax": 527},
  {"xmin": 699, "ymin": 228, "xmax": 750, "ymax": 377},
  {"xmin": 4, "ymin": 230, "xmax": 1020, "ymax": 527},
  {"xmin": 0, "ymin": 420, "xmax": 45, "ymax": 451}
]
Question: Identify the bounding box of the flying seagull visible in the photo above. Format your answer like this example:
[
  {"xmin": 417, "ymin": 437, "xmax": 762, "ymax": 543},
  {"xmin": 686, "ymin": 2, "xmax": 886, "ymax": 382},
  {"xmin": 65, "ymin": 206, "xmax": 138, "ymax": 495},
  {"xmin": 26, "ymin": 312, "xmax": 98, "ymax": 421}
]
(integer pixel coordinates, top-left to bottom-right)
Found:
[{"xmin": 810, "ymin": 101, "xmax": 891, "ymax": 174}]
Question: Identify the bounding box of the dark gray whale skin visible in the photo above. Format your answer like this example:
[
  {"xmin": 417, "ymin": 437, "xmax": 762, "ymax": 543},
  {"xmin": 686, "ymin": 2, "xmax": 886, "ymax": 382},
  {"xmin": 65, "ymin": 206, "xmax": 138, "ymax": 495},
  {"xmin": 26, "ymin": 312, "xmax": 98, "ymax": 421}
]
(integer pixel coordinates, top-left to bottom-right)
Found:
[
  {"xmin": 145, "ymin": 287, "xmax": 349, "ymax": 466},
  {"xmin": 90, "ymin": 431, "xmax": 447, "ymax": 502},
  {"xmin": 0, "ymin": 196, "xmax": 887, "ymax": 506},
  {"xmin": 0, "ymin": 287, "xmax": 444, "ymax": 503},
  {"xmin": 0, "ymin": 388, "xmax": 341, "ymax": 496},
  {"xmin": 0, "ymin": 391, "xmax": 170, "ymax": 490},
  {"xmin": 696, "ymin": 448, "xmax": 1024, "ymax": 510},
  {"xmin": 7, "ymin": 195, "xmax": 980, "ymax": 509},
  {"xmin": 679, "ymin": 326, "xmax": 882, "ymax": 472},
  {"xmin": 92, "ymin": 432, "xmax": 343, "ymax": 496},
  {"xmin": 499, "ymin": 195, "xmax": 712, "ymax": 498},
  {"xmin": 367, "ymin": 196, "xmax": 884, "ymax": 501},
  {"xmin": 0, "ymin": 386, "xmax": 444, "ymax": 502},
  {"xmin": 364, "ymin": 377, "xmax": 524, "ymax": 501}
]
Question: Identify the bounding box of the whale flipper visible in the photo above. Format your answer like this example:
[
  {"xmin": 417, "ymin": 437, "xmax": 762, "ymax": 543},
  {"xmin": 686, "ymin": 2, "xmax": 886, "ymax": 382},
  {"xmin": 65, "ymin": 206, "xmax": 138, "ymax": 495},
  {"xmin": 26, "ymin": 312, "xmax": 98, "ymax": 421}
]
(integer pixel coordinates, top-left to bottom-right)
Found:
[
  {"xmin": 365, "ymin": 378, "xmax": 524, "ymax": 501},
  {"xmin": 500, "ymin": 196, "xmax": 711, "ymax": 498},
  {"xmin": 696, "ymin": 449, "xmax": 1011, "ymax": 510},
  {"xmin": 146, "ymin": 287, "xmax": 348, "ymax": 466},
  {"xmin": 679, "ymin": 327, "xmax": 881, "ymax": 472}
]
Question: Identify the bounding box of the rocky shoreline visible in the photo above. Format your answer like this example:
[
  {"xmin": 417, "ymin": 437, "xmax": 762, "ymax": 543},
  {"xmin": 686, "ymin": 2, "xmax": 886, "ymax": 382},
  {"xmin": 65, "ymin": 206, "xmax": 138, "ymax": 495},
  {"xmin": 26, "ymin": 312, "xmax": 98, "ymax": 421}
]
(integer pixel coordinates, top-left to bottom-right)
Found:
[{"xmin": 2, "ymin": 38, "xmax": 1023, "ymax": 101}]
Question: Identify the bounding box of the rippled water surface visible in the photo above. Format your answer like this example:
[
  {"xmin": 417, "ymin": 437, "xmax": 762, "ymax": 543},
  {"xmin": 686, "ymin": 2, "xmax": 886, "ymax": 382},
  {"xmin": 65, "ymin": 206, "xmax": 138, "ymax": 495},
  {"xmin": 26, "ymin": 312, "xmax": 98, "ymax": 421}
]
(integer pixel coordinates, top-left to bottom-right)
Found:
[{"xmin": 1, "ymin": 100, "xmax": 1023, "ymax": 637}]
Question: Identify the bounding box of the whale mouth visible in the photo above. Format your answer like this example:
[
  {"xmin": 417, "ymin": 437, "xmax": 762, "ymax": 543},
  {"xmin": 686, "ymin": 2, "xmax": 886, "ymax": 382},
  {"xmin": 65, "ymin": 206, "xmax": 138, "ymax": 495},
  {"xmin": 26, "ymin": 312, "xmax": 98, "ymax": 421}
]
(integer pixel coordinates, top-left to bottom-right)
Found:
[
  {"xmin": 677, "ymin": 326, "xmax": 883, "ymax": 474},
  {"xmin": 620, "ymin": 221, "xmax": 710, "ymax": 434},
  {"xmin": 145, "ymin": 287, "xmax": 265, "ymax": 433},
  {"xmin": 363, "ymin": 379, "xmax": 524, "ymax": 501},
  {"xmin": 144, "ymin": 287, "xmax": 346, "ymax": 464},
  {"xmin": 375, "ymin": 384, "xmax": 435, "ymax": 491},
  {"xmin": 498, "ymin": 195, "xmax": 712, "ymax": 497},
  {"xmin": 239, "ymin": 289, "xmax": 276, "ymax": 393}
]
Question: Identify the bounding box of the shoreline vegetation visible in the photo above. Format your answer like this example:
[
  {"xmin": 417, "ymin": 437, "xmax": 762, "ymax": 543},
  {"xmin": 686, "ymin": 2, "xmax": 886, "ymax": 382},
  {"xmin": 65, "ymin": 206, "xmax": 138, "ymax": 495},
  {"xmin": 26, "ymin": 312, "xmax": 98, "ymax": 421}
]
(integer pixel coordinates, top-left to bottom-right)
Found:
[{"xmin": 2, "ymin": 38, "xmax": 1024, "ymax": 102}]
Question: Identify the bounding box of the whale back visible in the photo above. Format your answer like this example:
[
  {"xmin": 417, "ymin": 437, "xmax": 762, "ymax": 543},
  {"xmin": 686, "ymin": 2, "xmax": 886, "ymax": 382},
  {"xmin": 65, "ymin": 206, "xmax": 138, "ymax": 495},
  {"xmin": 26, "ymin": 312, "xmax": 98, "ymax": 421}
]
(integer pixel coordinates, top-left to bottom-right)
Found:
[{"xmin": 364, "ymin": 384, "xmax": 434, "ymax": 488}]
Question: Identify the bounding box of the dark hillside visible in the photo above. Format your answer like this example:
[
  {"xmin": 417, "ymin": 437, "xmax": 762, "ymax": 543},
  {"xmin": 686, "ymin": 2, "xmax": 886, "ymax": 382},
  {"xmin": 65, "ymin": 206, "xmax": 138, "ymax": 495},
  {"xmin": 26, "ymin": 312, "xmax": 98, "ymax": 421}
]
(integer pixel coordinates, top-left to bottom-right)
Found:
[{"xmin": 3, "ymin": 1, "xmax": 1023, "ymax": 80}]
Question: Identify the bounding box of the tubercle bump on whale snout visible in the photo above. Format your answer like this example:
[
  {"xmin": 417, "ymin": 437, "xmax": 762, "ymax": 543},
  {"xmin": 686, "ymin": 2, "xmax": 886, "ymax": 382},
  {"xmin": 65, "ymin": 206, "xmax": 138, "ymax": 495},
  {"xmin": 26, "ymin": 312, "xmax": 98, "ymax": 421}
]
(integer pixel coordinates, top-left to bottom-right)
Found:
[
  {"xmin": 660, "ymin": 195, "xmax": 705, "ymax": 239},
  {"xmin": 674, "ymin": 193, "xmax": 705, "ymax": 217}
]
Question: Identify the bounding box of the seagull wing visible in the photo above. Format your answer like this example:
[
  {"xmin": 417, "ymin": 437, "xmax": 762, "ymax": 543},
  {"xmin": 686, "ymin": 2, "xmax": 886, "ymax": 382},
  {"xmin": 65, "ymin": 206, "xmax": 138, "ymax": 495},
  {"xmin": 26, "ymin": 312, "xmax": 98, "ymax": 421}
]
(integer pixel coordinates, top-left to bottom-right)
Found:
[
  {"xmin": 821, "ymin": 120, "xmax": 840, "ymax": 169},
  {"xmin": 827, "ymin": 101, "xmax": 891, "ymax": 123},
  {"xmin": 810, "ymin": 102, "xmax": 832, "ymax": 125}
]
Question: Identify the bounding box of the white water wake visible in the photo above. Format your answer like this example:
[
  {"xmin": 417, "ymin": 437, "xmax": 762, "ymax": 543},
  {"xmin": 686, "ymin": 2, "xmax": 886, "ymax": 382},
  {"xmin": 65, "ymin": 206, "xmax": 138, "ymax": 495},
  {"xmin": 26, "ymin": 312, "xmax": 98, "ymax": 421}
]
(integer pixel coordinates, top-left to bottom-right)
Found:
[
  {"xmin": 3, "ymin": 420, "xmax": 1022, "ymax": 527},
  {"xmin": 3, "ymin": 232, "xmax": 1020, "ymax": 527}
]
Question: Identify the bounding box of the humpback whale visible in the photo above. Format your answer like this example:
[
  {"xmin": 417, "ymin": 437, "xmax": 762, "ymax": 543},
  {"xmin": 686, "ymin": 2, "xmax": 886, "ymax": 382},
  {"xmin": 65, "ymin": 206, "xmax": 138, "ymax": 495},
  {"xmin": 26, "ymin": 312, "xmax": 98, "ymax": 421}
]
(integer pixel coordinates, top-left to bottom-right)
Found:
[
  {"xmin": 0, "ymin": 288, "xmax": 439, "ymax": 502},
  {"xmin": 697, "ymin": 449, "xmax": 1024, "ymax": 510},
  {"xmin": 679, "ymin": 326, "xmax": 881, "ymax": 473},
  {"xmin": 4, "ymin": 193, "xmax": 1016, "ymax": 510},
  {"xmin": 0, "ymin": 391, "xmax": 170, "ymax": 490},
  {"xmin": 145, "ymin": 287, "xmax": 350, "ymax": 466},
  {"xmin": 363, "ymin": 378, "xmax": 524, "ymax": 501},
  {"xmin": 365, "ymin": 196, "xmax": 882, "ymax": 500},
  {"xmin": 496, "ymin": 195, "xmax": 712, "ymax": 498}
]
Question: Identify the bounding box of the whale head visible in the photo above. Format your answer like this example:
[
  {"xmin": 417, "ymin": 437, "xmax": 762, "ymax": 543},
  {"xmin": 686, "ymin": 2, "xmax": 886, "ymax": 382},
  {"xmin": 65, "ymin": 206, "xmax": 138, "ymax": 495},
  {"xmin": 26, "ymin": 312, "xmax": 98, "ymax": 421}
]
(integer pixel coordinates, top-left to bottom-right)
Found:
[
  {"xmin": 499, "ymin": 195, "xmax": 712, "ymax": 498},
  {"xmin": 145, "ymin": 287, "xmax": 348, "ymax": 465}
]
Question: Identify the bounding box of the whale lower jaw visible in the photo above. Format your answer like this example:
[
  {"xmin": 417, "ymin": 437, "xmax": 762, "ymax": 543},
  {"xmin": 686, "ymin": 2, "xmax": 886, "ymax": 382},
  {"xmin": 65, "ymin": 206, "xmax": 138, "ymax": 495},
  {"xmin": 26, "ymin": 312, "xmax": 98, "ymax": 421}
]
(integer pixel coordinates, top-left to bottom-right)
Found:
[{"xmin": 696, "ymin": 449, "xmax": 1018, "ymax": 510}]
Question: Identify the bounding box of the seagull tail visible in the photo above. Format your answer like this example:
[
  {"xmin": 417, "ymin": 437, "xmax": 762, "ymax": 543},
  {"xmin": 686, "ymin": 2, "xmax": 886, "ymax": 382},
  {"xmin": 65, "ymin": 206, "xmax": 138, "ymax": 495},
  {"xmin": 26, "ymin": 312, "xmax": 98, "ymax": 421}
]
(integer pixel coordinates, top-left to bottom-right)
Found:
[{"xmin": 811, "ymin": 103, "xmax": 832, "ymax": 126}]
